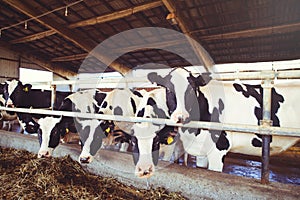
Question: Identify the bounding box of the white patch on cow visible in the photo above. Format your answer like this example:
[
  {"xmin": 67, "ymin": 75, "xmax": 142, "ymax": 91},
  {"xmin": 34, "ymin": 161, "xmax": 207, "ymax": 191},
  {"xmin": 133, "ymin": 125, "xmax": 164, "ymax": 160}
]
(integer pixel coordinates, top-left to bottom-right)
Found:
[
  {"xmin": 67, "ymin": 89, "xmax": 100, "ymax": 113},
  {"xmin": 78, "ymin": 119, "xmax": 100, "ymax": 163},
  {"xmin": 38, "ymin": 116, "xmax": 61, "ymax": 158},
  {"xmin": 132, "ymin": 104, "xmax": 164, "ymax": 178},
  {"xmin": 6, "ymin": 80, "xmax": 18, "ymax": 105},
  {"xmin": 169, "ymin": 68, "xmax": 190, "ymax": 122}
]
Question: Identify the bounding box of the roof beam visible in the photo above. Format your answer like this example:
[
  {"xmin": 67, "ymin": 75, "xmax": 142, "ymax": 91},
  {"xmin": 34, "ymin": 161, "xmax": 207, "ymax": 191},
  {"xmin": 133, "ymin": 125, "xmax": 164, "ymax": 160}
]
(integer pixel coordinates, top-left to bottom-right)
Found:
[
  {"xmin": 69, "ymin": 1, "xmax": 163, "ymax": 28},
  {"xmin": 10, "ymin": 30, "xmax": 56, "ymax": 44},
  {"xmin": 51, "ymin": 38, "xmax": 185, "ymax": 62},
  {"xmin": 162, "ymin": 0, "xmax": 214, "ymax": 70},
  {"xmin": 196, "ymin": 22, "xmax": 300, "ymax": 41},
  {"xmin": 10, "ymin": 1, "xmax": 163, "ymax": 44},
  {"xmin": 3, "ymin": 0, "xmax": 131, "ymax": 75}
]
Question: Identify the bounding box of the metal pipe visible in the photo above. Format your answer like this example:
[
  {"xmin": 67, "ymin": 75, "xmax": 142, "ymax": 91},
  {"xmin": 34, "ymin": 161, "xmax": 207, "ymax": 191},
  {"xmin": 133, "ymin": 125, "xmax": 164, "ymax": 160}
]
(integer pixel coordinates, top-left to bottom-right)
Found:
[
  {"xmin": 260, "ymin": 80, "xmax": 273, "ymax": 184},
  {"xmin": 1, "ymin": 106, "xmax": 300, "ymax": 138}
]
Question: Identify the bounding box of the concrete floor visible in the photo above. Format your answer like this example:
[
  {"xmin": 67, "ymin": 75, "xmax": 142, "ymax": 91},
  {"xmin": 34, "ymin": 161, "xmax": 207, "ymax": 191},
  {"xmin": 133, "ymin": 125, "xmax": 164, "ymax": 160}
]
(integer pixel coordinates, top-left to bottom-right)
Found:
[{"xmin": 0, "ymin": 130, "xmax": 299, "ymax": 200}]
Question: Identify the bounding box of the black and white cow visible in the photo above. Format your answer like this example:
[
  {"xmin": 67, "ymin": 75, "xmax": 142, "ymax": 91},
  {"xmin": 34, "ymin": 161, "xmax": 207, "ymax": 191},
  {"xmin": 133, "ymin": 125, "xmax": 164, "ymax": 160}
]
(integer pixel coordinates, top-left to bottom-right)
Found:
[
  {"xmin": 3, "ymin": 79, "xmax": 72, "ymax": 134},
  {"xmin": 147, "ymin": 67, "xmax": 300, "ymax": 172},
  {"xmin": 0, "ymin": 82, "xmax": 17, "ymax": 123},
  {"xmin": 37, "ymin": 88, "xmax": 143, "ymax": 164},
  {"xmin": 53, "ymin": 87, "xmax": 176, "ymax": 178},
  {"xmin": 130, "ymin": 88, "xmax": 178, "ymax": 177}
]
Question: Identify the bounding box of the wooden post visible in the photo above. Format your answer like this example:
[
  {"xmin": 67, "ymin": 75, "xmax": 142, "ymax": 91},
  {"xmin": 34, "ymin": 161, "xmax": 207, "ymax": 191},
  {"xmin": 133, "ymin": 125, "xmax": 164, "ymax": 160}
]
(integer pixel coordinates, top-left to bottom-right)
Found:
[
  {"xmin": 51, "ymin": 85, "xmax": 56, "ymax": 110},
  {"xmin": 260, "ymin": 79, "xmax": 273, "ymax": 184}
]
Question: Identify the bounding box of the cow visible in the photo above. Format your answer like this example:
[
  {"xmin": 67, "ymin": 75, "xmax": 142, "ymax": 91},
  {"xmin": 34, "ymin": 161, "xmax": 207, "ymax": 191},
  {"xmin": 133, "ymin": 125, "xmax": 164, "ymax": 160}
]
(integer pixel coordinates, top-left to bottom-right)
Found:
[
  {"xmin": 130, "ymin": 88, "xmax": 179, "ymax": 177},
  {"xmin": 147, "ymin": 67, "xmax": 300, "ymax": 172},
  {"xmin": 0, "ymin": 82, "xmax": 18, "ymax": 131},
  {"xmin": 2, "ymin": 79, "xmax": 72, "ymax": 134},
  {"xmin": 50, "ymin": 87, "xmax": 177, "ymax": 178}
]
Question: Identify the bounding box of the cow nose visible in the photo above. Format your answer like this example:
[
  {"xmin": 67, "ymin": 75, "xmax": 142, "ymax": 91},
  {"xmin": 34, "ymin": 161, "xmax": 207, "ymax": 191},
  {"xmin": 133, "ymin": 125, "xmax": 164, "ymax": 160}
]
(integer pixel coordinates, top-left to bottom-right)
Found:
[
  {"xmin": 136, "ymin": 165, "xmax": 154, "ymax": 178},
  {"xmin": 80, "ymin": 156, "xmax": 92, "ymax": 164},
  {"xmin": 38, "ymin": 151, "xmax": 51, "ymax": 158},
  {"xmin": 177, "ymin": 116, "xmax": 184, "ymax": 123},
  {"xmin": 7, "ymin": 104, "xmax": 14, "ymax": 108}
]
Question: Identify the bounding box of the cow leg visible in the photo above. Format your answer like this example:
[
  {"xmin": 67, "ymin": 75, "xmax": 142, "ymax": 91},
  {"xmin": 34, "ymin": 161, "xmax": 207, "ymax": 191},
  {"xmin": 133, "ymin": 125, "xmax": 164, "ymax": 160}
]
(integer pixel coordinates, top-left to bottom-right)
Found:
[
  {"xmin": 196, "ymin": 155, "xmax": 208, "ymax": 168},
  {"xmin": 119, "ymin": 142, "xmax": 129, "ymax": 152},
  {"xmin": 207, "ymin": 149, "xmax": 228, "ymax": 172}
]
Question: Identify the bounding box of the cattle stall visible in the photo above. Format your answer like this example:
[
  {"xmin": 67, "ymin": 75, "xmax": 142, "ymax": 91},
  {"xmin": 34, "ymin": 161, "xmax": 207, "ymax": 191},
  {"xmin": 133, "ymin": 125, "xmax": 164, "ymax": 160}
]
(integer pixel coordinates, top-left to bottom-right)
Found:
[{"xmin": 1, "ymin": 68, "xmax": 300, "ymax": 185}]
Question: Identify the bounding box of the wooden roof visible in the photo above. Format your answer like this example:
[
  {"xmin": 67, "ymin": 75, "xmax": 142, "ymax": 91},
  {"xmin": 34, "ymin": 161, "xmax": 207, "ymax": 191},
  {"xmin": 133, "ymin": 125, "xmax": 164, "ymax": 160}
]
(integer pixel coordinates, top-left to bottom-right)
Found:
[{"xmin": 1, "ymin": 0, "xmax": 300, "ymax": 78}]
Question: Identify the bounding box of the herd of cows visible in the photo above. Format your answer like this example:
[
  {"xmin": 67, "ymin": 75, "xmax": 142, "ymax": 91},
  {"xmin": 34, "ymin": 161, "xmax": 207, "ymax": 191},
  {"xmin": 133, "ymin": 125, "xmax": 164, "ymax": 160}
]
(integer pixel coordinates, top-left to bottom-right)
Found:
[{"xmin": 0, "ymin": 67, "xmax": 299, "ymax": 178}]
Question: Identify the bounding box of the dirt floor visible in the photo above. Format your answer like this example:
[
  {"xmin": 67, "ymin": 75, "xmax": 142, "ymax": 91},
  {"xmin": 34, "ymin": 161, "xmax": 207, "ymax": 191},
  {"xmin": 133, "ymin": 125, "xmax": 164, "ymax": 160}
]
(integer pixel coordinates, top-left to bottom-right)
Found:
[{"xmin": 0, "ymin": 147, "xmax": 187, "ymax": 200}]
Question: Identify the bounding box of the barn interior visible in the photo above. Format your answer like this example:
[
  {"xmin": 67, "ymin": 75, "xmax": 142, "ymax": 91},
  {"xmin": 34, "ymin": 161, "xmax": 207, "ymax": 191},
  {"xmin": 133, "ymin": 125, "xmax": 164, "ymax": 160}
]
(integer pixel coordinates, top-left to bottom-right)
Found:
[
  {"xmin": 0, "ymin": 0, "xmax": 300, "ymax": 199},
  {"xmin": 1, "ymin": 0, "xmax": 300, "ymax": 80}
]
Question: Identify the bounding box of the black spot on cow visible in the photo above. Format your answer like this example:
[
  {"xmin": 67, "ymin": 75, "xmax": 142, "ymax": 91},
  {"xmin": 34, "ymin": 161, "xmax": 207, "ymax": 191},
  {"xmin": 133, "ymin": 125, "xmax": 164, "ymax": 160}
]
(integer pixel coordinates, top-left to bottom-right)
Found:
[
  {"xmin": 137, "ymin": 108, "xmax": 145, "ymax": 118},
  {"xmin": 147, "ymin": 72, "xmax": 177, "ymax": 115},
  {"xmin": 152, "ymin": 135, "xmax": 160, "ymax": 165},
  {"xmin": 130, "ymin": 97, "xmax": 136, "ymax": 114},
  {"xmin": 252, "ymin": 138, "xmax": 262, "ymax": 147},
  {"xmin": 133, "ymin": 90, "xmax": 143, "ymax": 98},
  {"xmin": 94, "ymin": 92, "xmax": 107, "ymax": 112},
  {"xmin": 216, "ymin": 131, "xmax": 230, "ymax": 151},
  {"xmin": 131, "ymin": 136, "xmax": 139, "ymax": 165},
  {"xmin": 102, "ymin": 101, "xmax": 108, "ymax": 108},
  {"xmin": 109, "ymin": 106, "xmax": 113, "ymax": 110},
  {"xmin": 113, "ymin": 106, "xmax": 123, "ymax": 116},
  {"xmin": 89, "ymin": 124, "xmax": 106, "ymax": 156},
  {"xmin": 147, "ymin": 97, "xmax": 168, "ymax": 119},
  {"xmin": 233, "ymin": 83, "xmax": 284, "ymax": 147}
]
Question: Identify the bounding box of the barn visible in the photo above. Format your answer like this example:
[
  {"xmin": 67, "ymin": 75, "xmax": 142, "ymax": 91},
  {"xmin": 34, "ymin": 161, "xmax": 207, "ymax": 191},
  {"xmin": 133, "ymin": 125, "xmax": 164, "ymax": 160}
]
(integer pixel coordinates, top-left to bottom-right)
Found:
[{"xmin": 0, "ymin": 0, "xmax": 300, "ymax": 199}]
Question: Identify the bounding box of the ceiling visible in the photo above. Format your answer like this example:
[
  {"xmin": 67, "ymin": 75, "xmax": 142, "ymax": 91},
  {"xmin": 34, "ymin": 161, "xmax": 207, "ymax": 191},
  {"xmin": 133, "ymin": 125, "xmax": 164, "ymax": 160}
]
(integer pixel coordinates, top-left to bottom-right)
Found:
[{"xmin": 1, "ymin": 0, "xmax": 300, "ymax": 78}]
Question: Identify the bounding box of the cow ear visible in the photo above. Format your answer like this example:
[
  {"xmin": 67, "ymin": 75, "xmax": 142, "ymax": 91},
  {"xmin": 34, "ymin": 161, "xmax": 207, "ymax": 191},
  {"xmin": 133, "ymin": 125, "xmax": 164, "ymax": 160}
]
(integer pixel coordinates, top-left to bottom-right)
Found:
[
  {"xmin": 23, "ymin": 84, "xmax": 32, "ymax": 92},
  {"xmin": 147, "ymin": 72, "xmax": 165, "ymax": 86}
]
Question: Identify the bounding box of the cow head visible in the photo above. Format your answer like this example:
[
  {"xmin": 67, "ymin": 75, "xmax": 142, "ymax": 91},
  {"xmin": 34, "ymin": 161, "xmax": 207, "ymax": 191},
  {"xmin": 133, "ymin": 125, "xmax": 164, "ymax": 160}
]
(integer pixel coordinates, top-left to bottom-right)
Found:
[
  {"xmin": 37, "ymin": 116, "xmax": 62, "ymax": 158},
  {"xmin": 3, "ymin": 80, "xmax": 32, "ymax": 108},
  {"xmin": 147, "ymin": 68, "xmax": 211, "ymax": 123},
  {"xmin": 131, "ymin": 92, "xmax": 178, "ymax": 178}
]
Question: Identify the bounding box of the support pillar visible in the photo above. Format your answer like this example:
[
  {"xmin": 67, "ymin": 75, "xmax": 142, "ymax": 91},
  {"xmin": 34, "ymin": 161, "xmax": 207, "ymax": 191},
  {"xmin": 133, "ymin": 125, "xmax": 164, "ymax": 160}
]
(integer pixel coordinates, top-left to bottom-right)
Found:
[
  {"xmin": 51, "ymin": 84, "xmax": 57, "ymax": 110},
  {"xmin": 260, "ymin": 79, "xmax": 273, "ymax": 184}
]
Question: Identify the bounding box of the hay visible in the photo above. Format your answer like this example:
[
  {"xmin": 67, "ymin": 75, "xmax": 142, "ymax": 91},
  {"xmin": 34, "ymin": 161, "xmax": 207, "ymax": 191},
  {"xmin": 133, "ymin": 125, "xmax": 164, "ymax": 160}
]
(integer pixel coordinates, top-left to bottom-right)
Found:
[{"xmin": 0, "ymin": 147, "xmax": 187, "ymax": 199}]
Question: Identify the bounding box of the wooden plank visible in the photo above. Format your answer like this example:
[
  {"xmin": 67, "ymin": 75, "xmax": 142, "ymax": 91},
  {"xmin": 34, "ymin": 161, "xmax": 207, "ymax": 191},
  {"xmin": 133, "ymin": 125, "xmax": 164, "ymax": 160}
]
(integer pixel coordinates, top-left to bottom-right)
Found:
[
  {"xmin": 69, "ymin": 1, "xmax": 163, "ymax": 28},
  {"xmin": 10, "ymin": 30, "xmax": 56, "ymax": 44},
  {"xmin": 162, "ymin": 0, "xmax": 214, "ymax": 71},
  {"xmin": 51, "ymin": 53, "xmax": 88, "ymax": 62},
  {"xmin": 51, "ymin": 39, "xmax": 185, "ymax": 62},
  {"xmin": 196, "ymin": 22, "xmax": 300, "ymax": 41}
]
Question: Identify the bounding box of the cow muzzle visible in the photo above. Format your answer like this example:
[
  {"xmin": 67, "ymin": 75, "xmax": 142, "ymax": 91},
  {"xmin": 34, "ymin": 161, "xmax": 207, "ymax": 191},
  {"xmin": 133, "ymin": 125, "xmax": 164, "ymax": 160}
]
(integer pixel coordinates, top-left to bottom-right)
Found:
[
  {"xmin": 135, "ymin": 164, "xmax": 154, "ymax": 178},
  {"xmin": 171, "ymin": 112, "xmax": 189, "ymax": 123},
  {"xmin": 38, "ymin": 150, "xmax": 52, "ymax": 158},
  {"xmin": 79, "ymin": 156, "xmax": 93, "ymax": 164}
]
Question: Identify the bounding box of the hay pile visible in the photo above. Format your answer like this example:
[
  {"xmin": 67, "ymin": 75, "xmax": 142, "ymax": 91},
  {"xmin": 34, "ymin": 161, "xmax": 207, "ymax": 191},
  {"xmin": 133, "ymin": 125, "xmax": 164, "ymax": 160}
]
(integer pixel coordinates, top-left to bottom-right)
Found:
[{"xmin": 0, "ymin": 147, "xmax": 187, "ymax": 199}]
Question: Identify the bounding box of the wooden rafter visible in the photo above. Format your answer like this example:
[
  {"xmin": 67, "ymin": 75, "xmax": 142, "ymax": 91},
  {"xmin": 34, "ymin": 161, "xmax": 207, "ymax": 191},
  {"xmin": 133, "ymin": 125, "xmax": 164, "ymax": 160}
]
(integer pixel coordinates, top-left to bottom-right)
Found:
[
  {"xmin": 69, "ymin": 1, "xmax": 163, "ymax": 28},
  {"xmin": 162, "ymin": 0, "xmax": 214, "ymax": 71},
  {"xmin": 196, "ymin": 22, "xmax": 300, "ymax": 41},
  {"xmin": 3, "ymin": 0, "xmax": 131, "ymax": 75},
  {"xmin": 10, "ymin": 30, "xmax": 56, "ymax": 44},
  {"xmin": 51, "ymin": 53, "xmax": 88, "ymax": 62},
  {"xmin": 51, "ymin": 38, "xmax": 185, "ymax": 62},
  {"xmin": 9, "ymin": 1, "xmax": 163, "ymax": 44}
]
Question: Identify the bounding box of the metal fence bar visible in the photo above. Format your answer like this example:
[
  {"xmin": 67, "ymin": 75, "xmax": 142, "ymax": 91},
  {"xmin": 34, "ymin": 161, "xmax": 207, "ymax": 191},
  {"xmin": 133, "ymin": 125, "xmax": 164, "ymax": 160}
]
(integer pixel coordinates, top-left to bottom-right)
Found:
[{"xmin": 1, "ymin": 106, "xmax": 300, "ymax": 138}]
